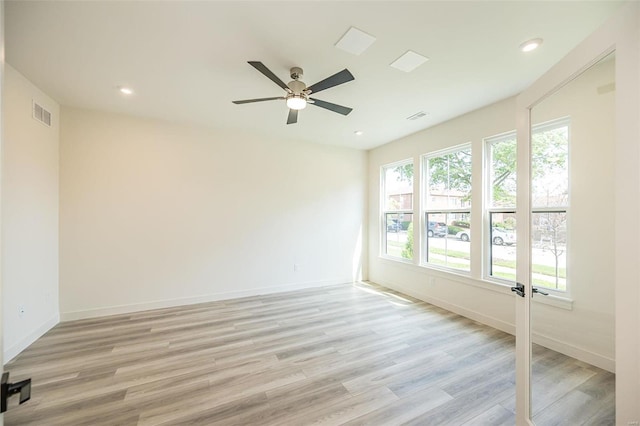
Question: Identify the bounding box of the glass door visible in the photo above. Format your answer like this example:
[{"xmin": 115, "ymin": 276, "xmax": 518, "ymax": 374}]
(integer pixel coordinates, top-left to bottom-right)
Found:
[
  {"xmin": 513, "ymin": 6, "xmax": 633, "ymax": 423},
  {"xmin": 514, "ymin": 3, "xmax": 639, "ymax": 424},
  {"xmin": 528, "ymin": 53, "xmax": 615, "ymax": 425}
]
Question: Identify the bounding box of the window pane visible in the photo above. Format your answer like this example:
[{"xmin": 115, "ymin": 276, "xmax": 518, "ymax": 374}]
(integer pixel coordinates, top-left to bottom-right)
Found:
[
  {"xmin": 426, "ymin": 149, "xmax": 472, "ymax": 210},
  {"xmin": 385, "ymin": 213, "xmax": 414, "ymax": 260},
  {"xmin": 425, "ymin": 212, "xmax": 471, "ymax": 271},
  {"xmin": 489, "ymin": 137, "xmax": 517, "ymax": 208},
  {"xmin": 532, "ymin": 124, "xmax": 569, "ymax": 208},
  {"xmin": 384, "ymin": 163, "xmax": 413, "ymax": 211},
  {"xmin": 490, "ymin": 212, "xmax": 517, "ymax": 281},
  {"xmin": 532, "ymin": 212, "xmax": 567, "ymax": 291}
]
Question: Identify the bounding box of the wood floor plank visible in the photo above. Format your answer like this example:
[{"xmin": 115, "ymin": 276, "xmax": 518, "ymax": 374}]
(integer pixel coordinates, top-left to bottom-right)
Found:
[
  {"xmin": 342, "ymin": 385, "xmax": 453, "ymax": 425},
  {"xmin": 460, "ymin": 403, "xmax": 515, "ymax": 426},
  {"xmin": 4, "ymin": 282, "xmax": 614, "ymax": 425}
]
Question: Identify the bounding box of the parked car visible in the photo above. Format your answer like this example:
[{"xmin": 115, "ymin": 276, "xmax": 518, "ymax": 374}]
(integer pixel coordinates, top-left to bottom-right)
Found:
[
  {"xmin": 386, "ymin": 219, "xmax": 402, "ymax": 232},
  {"xmin": 427, "ymin": 221, "xmax": 447, "ymax": 237},
  {"xmin": 456, "ymin": 229, "xmax": 471, "ymax": 242},
  {"xmin": 492, "ymin": 228, "xmax": 516, "ymax": 246},
  {"xmin": 455, "ymin": 228, "xmax": 516, "ymax": 245}
]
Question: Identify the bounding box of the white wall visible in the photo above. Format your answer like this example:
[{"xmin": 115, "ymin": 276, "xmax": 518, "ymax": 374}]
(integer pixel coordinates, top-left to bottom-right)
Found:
[
  {"xmin": 59, "ymin": 107, "xmax": 367, "ymax": 319},
  {"xmin": 2, "ymin": 64, "xmax": 60, "ymax": 362},
  {"xmin": 368, "ymin": 59, "xmax": 615, "ymax": 371}
]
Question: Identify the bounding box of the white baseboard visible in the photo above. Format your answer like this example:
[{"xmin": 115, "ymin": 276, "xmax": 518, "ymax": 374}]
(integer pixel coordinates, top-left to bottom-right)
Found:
[
  {"xmin": 4, "ymin": 313, "xmax": 59, "ymax": 363},
  {"xmin": 369, "ymin": 278, "xmax": 614, "ymax": 372},
  {"xmin": 371, "ymin": 278, "xmax": 516, "ymax": 335},
  {"xmin": 61, "ymin": 278, "xmax": 352, "ymax": 321},
  {"xmin": 532, "ymin": 333, "xmax": 615, "ymax": 373}
]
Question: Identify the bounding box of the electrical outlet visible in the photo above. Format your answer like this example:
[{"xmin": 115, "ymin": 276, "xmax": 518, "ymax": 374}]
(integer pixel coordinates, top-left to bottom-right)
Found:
[
  {"xmin": 18, "ymin": 305, "xmax": 25, "ymax": 318},
  {"xmin": 294, "ymin": 264, "xmax": 300, "ymax": 272}
]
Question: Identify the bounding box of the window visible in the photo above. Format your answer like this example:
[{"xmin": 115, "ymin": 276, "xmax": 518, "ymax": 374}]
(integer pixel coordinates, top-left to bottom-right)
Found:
[
  {"xmin": 484, "ymin": 120, "xmax": 569, "ymax": 289},
  {"xmin": 486, "ymin": 133, "xmax": 517, "ymax": 281},
  {"xmin": 423, "ymin": 145, "xmax": 472, "ymax": 271},
  {"xmin": 531, "ymin": 119, "xmax": 569, "ymax": 291},
  {"xmin": 381, "ymin": 161, "xmax": 414, "ymax": 260}
]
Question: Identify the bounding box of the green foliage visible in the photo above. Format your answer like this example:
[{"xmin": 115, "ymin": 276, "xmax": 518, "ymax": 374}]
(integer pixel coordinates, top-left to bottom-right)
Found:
[
  {"xmin": 490, "ymin": 138, "xmax": 517, "ymax": 207},
  {"xmin": 447, "ymin": 225, "xmax": 463, "ymax": 235},
  {"xmin": 428, "ymin": 149, "xmax": 472, "ymax": 201},
  {"xmin": 401, "ymin": 222, "xmax": 413, "ymax": 260},
  {"xmin": 501, "ymin": 216, "xmax": 516, "ymax": 230},
  {"xmin": 451, "ymin": 221, "xmax": 470, "ymax": 229},
  {"xmin": 420, "ymin": 129, "xmax": 568, "ymax": 209},
  {"xmin": 393, "ymin": 163, "xmax": 414, "ymax": 182},
  {"xmin": 428, "ymin": 246, "xmax": 470, "ymax": 260},
  {"xmin": 531, "ymin": 127, "xmax": 569, "ymax": 205},
  {"xmin": 532, "ymin": 127, "xmax": 569, "ymax": 178}
]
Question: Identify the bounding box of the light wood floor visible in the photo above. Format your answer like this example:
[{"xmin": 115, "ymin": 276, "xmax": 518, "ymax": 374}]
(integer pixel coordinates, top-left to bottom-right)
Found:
[{"xmin": 5, "ymin": 282, "xmax": 614, "ymax": 425}]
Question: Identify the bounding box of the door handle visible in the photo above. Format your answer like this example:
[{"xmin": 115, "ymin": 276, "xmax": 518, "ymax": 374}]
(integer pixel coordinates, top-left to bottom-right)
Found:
[
  {"xmin": 511, "ymin": 282, "xmax": 525, "ymax": 297},
  {"xmin": 533, "ymin": 287, "xmax": 549, "ymax": 296},
  {"xmin": 1, "ymin": 372, "xmax": 31, "ymax": 413}
]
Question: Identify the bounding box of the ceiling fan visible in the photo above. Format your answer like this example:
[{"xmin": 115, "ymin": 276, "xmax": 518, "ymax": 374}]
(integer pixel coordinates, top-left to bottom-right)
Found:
[{"xmin": 232, "ymin": 61, "xmax": 355, "ymax": 125}]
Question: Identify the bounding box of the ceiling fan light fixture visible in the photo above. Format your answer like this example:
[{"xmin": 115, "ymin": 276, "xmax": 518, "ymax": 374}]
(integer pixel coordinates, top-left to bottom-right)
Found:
[{"xmin": 286, "ymin": 94, "xmax": 307, "ymax": 110}]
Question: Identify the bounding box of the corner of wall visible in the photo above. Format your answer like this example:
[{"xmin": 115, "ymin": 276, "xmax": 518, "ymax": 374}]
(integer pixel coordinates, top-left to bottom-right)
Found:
[
  {"xmin": 3, "ymin": 314, "xmax": 58, "ymax": 363},
  {"xmin": 2, "ymin": 64, "xmax": 61, "ymax": 362}
]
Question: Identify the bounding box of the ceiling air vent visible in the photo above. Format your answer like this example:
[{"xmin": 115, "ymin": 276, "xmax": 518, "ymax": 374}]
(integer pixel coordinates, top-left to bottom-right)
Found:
[
  {"xmin": 32, "ymin": 101, "xmax": 52, "ymax": 127},
  {"xmin": 406, "ymin": 111, "xmax": 427, "ymax": 121}
]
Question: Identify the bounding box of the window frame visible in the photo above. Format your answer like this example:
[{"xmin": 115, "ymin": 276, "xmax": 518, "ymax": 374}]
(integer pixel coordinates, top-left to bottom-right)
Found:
[
  {"xmin": 380, "ymin": 159, "xmax": 414, "ymax": 262},
  {"xmin": 421, "ymin": 143, "xmax": 473, "ymax": 273},
  {"xmin": 484, "ymin": 131, "xmax": 518, "ymax": 284},
  {"xmin": 482, "ymin": 118, "xmax": 570, "ymax": 294},
  {"xmin": 530, "ymin": 117, "xmax": 571, "ymax": 294}
]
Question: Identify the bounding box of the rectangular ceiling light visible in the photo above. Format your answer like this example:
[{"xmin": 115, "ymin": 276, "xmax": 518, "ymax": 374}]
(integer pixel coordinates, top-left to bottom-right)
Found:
[
  {"xmin": 335, "ymin": 27, "xmax": 376, "ymax": 55},
  {"xmin": 390, "ymin": 50, "xmax": 429, "ymax": 72}
]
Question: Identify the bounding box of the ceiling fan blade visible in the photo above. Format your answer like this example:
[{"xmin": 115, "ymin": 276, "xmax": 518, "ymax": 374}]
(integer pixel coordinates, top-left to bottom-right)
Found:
[
  {"xmin": 309, "ymin": 98, "xmax": 353, "ymax": 116},
  {"xmin": 287, "ymin": 109, "xmax": 298, "ymax": 125},
  {"xmin": 248, "ymin": 61, "xmax": 289, "ymax": 91},
  {"xmin": 306, "ymin": 69, "xmax": 354, "ymax": 94},
  {"xmin": 232, "ymin": 97, "xmax": 284, "ymax": 104}
]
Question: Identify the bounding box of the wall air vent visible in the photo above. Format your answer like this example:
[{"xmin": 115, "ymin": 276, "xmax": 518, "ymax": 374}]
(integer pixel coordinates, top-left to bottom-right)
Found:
[
  {"xmin": 406, "ymin": 111, "xmax": 427, "ymax": 121},
  {"xmin": 32, "ymin": 101, "xmax": 52, "ymax": 127}
]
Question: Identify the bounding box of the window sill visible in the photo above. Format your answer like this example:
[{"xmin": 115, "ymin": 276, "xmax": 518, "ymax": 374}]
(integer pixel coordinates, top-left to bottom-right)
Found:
[
  {"xmin": 376, "ymin": 257, "xmax": 574, "ymax": 310},
  {"xmin": 378, "ymin": 254, "xmax": 414, "ymax": 265}
]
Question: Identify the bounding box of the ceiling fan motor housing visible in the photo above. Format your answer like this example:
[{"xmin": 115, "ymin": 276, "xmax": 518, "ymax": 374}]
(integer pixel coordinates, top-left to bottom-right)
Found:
[{"xmin": 288, "ymin": 79, "xmax": 307, "ymax": 95}]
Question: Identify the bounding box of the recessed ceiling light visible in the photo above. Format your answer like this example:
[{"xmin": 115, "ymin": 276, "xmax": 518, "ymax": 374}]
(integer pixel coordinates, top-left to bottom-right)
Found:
[
  {"xmin": 119, "ymin": 86, "xmax": 134, "ymax": 95},
  {"xmin": 390, "ymin": 51, "xmax": 429, "ymax": 73},
  {"xmin": 520, "ymin": 38, "xmax": 543, "ymax": 53},
  {"xmin": 354, "ymin": 130, "xmax": 363, "ymax": 136},
  {"xmin": 335, "ymin": 27, "xmax": 376, "ymax": 56}
]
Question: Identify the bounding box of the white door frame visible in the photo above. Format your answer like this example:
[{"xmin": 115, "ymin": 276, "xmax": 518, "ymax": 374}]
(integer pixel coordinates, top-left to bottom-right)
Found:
[
  {"xmin": 1, "ymin": 1, "xmax": 5, "ymax": 424},
  {"xmin": 515, "ymin": 2, "xmax": 640, "ymax": 424}
]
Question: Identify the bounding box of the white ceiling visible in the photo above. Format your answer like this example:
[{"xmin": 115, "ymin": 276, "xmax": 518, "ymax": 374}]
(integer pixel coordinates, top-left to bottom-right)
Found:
[{"xmin": 5, "ymin": 1, "xmax": 623, "ymax": 150}]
